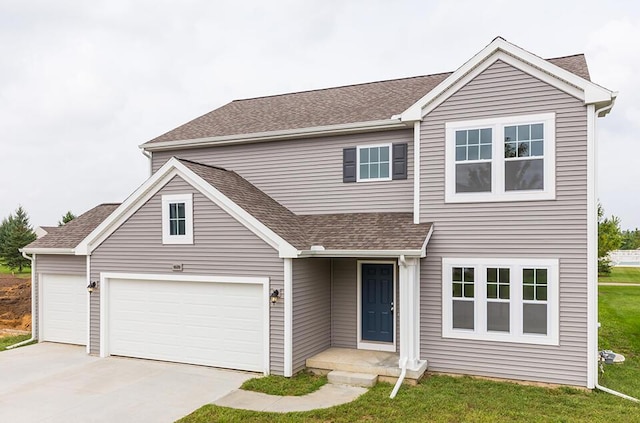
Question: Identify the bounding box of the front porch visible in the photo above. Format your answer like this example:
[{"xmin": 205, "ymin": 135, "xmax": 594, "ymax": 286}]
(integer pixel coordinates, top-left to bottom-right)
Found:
[{"xmin": 306, "ymin": 347, "xmax": 428, "ymax": 384}]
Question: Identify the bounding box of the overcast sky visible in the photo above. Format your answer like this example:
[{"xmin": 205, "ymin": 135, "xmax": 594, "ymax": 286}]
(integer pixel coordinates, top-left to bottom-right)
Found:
[{"xmin": 1, "ymin": 0, "xmax": 638, "ymax": 230}]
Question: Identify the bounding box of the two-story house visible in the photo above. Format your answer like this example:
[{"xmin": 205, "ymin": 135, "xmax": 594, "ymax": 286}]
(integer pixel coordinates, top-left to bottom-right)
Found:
[{"xmin": 22, "ymin": 37, "xmax": 616, "ymax": 389}]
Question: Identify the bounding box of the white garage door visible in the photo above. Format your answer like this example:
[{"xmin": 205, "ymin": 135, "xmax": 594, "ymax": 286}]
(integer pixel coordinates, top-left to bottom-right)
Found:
[
  {"xmin": 41, "ymin": 274, "xmax": 87, "ymax": 345},
  {"xmin": 106, "ymin": 277, "xmax": 265, "ymax": 372}
]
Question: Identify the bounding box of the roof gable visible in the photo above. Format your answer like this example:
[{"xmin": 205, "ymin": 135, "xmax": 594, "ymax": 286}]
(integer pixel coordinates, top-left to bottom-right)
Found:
[{"xmin": 401, "ymin": 37, "xmax": 614, "ymax": 121}]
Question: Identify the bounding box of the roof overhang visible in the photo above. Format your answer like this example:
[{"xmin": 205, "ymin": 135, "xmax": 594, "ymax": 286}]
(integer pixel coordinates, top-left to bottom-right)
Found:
[
  {"xmin": 400, "ymin": 37, "xmax": 616, "ymax": 122},
  {"xmin": 19, "ymin": 247, "xmax": 75, "ymax": 255},
  {"xmin": 75, "ymin": 157, "xmax": 299, "ymax": 258},
  {"xmin": 141, "ymin": 119, "xmax": 408, "ymax": 152},
  {"xmin": 297, "ymin": 224, "xmax": 434, "ymax": 259}
]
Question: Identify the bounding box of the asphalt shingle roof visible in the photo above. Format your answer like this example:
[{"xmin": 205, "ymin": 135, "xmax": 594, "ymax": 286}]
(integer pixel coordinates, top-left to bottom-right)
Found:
[
  {"xmin": 25, "ymin": 204, "xmax": 120, "ymax": 250},
  {"xmin": 146, "ymin": 55, "xmax": 590, "ymax": 144},
  {"xmin": 180, "ymin": 159, "xmax": 432, "ymax": 251}
]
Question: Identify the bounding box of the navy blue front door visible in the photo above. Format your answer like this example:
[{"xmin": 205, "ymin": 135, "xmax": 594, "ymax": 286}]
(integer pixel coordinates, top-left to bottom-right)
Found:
[{"xmin": 361, "ymin": 263, "xmax": 394, "ymax": 343}]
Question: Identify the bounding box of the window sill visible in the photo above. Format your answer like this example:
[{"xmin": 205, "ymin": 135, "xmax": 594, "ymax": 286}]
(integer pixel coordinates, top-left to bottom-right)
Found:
[
  {"xmin": 445, "ymin": 190, "xmax": 556, "ymax": 203},
  {"xmin": 442, "ymin": 330, "xmax": 559, "ymax": 346}
]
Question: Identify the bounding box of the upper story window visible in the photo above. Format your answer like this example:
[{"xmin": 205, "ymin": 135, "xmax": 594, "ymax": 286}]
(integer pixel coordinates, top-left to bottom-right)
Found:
[
  {"xmin": 443, "ymin": 257, "xmax": 559, "ymax": 345},
  {"xmin": 343, "ymin": 143, "xmax": 408, "ymax": 183},
  {"xmin": 445, "ymin": 113, "xmax": 555, "ymax": 203},
  {"xmin": 357, "ymin": 144, "xmax": 391, "ymax": 181},
  {"xmin": 161, "ymin": 193, "xmax": 193, "ymax": 244}
]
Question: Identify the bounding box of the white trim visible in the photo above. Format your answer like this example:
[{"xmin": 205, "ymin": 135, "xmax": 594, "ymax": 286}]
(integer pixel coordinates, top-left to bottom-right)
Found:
[
  {"xmin": 442, "ymin": 257, "xmax": 559, "ymax": 346},
  {"xmin": 99, "ymin": 272, "xmax": 271, "ymax": 374},
  {"xmin": 586, "ymin": 104, "xmax": 597, "ymax": 388},
  {"xmin": 75, "ymin": 158, "xmax": 299, "ymax": 258},
  {"xmin": 401, "ymin": 38, "xmax": 614, "ymax": 121},
  {"xmin": 283, "ymin": 258, "xmax": 293, "ymax": 377},
  {"xmin": 141, "ymin": 119, "xmax": 407, "ymax": 152},
  {"xmin": 21, "ymin": 248, "xmax": 75, "ymax": 255},
  {"xmin": 445, "ymin": 113, "xmax": 556, "ymax": 203},
  {"xmin": 161, "ymin": 193, "xmax": 194, "ymax": 244},
  {"xmin": 86, "ymin": 256, "xmax": 91, "ymax": 354},
  {"xmin": 356, "ymin": 143, "xmax": 392, "ymax": 182},
  {"xmin": 299, "ymin": 249, "xmax": 426, "ymax": 258},
  {"xmin": 356, "ymin": 260, "xmax": 397, "ymax": 352},
  {"xmin": 398, "ymin": 256, "xmax": 421, "ymax": 370},
  {"xmin": 413, "ymin": 121, "xmax": 421, "ymax": 224}
]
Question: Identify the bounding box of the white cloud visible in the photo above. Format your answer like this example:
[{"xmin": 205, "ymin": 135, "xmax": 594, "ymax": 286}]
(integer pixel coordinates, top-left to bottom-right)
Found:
[{"xmin": 0, "ymin": 0, "xmax": 638, "ymax": 229}]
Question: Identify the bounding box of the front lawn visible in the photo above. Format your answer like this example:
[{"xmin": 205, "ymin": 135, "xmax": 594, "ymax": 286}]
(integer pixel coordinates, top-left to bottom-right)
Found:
[
  {"xmin": 599, "ymin": 267, "xmax": 640, "ymax": 283},
  {"xmin": 179, "ymin": 376, "xmax": 639, "ymax": 422},
  {"xmin": 0, "ymin": 334, "xmax": 32, "ymax": 351},
  {"xmin": 598, "ymin": 285, "xmax": 640, "ymax": 399},
  {"xmin": 241, "ymin": 371, "xmax": 327, "ymax": 396}
]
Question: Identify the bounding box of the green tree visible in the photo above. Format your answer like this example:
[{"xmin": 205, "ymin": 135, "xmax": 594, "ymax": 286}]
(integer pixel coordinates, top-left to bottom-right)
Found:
[
  {"xmin": 0, "ymin": 206, "xmax": 37, "ymax": 272},
  {"xmin": 598, "ymin": 203, "xmax": 622, "ymax": 275},
  {"xmin": 58, "ymin": 210, "xmax": 76, "ymax": 226},
  {"xmin": 621, "ymin": 228, "xmax": 640, "ymax": 250}
]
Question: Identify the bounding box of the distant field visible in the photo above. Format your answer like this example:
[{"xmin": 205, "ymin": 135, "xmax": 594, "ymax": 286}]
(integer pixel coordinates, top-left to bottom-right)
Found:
[
  {"xmin": 599, "ymin": 267, "xmax": 640, "ymax": 283},
  {"xmin": 0, "ymin": 264, "xmax": 30, "ymax": 278}
]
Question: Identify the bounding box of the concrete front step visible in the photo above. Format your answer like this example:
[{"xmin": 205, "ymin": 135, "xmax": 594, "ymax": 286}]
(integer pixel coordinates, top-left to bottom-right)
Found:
[{"xmin": 327, "ymin": 370, "xmax": 378, "ymax": 388}]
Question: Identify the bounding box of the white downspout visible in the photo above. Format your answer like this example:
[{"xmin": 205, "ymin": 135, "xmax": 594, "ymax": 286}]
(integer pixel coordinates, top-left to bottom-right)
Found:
[
  {"xmin": 591, "ymin": 99, "xmax": 637, "ymax": 402},
  {"xmin": 7, "ymin": 252, "xmax": 36, "ymax": 349},
  {"xmin": 390, "ymin": 255, "xmax": 409, "ymax": 398},
  {"xmin": 141, "ymin": 149, "xmax": 152, "ymax": 177}
]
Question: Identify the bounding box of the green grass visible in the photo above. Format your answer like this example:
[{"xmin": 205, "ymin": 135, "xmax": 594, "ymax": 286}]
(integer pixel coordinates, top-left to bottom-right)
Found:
[
  {"xmin": 0, "ymin": 264, "xmax": 31, "ymax": 277},
  {"xmin": 599, "ymin": 267, "xmax": 640, "ymax": 283},
  {"xmin": 0, "ymin": 334, "xmax": 32, "ymax": 351},
  {"xmin": 598, "ymin": 285, "xmax": 640, "ymax": 398},
  {"xmin": 178, "ymin": 376, "xmax": 640, "ymax": 422},
  {"xmin": 240, "ymin": 371, "xmax": 327, "ymax": 396}
]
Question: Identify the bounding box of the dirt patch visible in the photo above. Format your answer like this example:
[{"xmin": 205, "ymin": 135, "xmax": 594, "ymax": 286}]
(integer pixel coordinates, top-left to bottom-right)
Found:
[{"xmin": 0, "ymin": 276, "xmax": 32, "ymax": 332}]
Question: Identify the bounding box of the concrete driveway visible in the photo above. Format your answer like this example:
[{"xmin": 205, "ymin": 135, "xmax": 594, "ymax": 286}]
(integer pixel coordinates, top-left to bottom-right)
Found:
[{"xmin": 0, "ymin": 342, "xmax": 254, "ymax": 423}]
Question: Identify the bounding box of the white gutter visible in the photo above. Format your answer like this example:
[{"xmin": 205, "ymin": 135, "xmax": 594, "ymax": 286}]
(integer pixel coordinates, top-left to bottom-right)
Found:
[
  {"xmin": 6, "ymin": 252, "xmax": 36, "ymax": 349},
  {"xmin": 297, "ymin": 249, "xmax": 425, "ymax": 258},
  {"xmin": 141, "ymin": 119, "xmax": 407, "ymax": 152},
  {"xmin": 20, "ymin": 248, "xmax": 75, "ymax": 255},
  {"xmin": 591, "ymin": 99, "xmax": 636, "ymax": 402}
]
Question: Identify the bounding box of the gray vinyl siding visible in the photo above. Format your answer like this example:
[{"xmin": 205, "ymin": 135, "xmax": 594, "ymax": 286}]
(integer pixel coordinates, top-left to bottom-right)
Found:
[
  {"xmin": 32, "ymin": 254, "xmax": 87, "ymax": 339},
  {"xmin": 36, "ymin": 254, "xmax": 86, "ymax": 275},
  {"xmin": 89, "ymin": 176, "xmax": 286, "ymax": 375},
  {"xmin": 152, "ymin": 130, "xmax": 414, "ymax": 215},
  {"xmin": 292, "ymin": 258, "xmax": 331, "ymax": 373},
  {"xmin": 331, "ymin": 258, "xmax": 357, "ymax": 348},
  {"xmin": 419, "ymin": 60, "xmax": 589, "ymax": 386},
  {"xmin": 330, "ymin": 258, "xmax": 400, "ymax": 350}
]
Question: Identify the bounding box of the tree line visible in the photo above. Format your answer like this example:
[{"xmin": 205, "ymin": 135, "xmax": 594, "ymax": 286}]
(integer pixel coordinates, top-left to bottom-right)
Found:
[
  {"xmin": 0, "ymin": 207, "xmax": 75, "ymax": 273},
  {"xmin": 598, "ymin": 203, "xmax": 638, "ymax": 275}
]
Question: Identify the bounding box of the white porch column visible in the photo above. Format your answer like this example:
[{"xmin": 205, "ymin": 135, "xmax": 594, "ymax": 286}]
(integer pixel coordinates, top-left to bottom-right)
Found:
[{"xmin": 398, "ymin": 256, "xmax": 421, "ymax": 370}]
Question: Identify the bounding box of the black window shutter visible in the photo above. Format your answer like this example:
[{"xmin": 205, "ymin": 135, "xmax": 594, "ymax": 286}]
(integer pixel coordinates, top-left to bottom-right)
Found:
[
  {"xmin": 343, "ymin": 147, "xmax": 357, "ymax": 182},
  {"xmin": 392, "ymin": 143, "xmax": 408, "ymax": 180}
]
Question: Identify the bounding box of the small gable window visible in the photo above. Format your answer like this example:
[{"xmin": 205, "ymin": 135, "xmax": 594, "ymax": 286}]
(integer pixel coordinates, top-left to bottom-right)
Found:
[{"xmin": 162, "ymin": 194, "xmax": 193, "ymax": 244}]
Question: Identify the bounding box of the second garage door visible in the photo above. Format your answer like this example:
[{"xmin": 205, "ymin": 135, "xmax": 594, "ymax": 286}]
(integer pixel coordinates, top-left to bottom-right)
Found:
[
  {"xmin": 41, "ymin": 274, "xmax": 87, "ymax": 345},
  {"xmin": 104, "ymin": 276, "xmax": 265, "ymax": 372}
]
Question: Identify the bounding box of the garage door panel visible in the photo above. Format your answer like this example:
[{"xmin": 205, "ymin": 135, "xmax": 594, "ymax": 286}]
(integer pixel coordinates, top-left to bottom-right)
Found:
[
  {"xmin": 107, "ymin": 278, "xmax": 264, "ymax": 372},
  {"xmin": 41, "ymin": 274, "xmax": 87, "ymax": 345}
]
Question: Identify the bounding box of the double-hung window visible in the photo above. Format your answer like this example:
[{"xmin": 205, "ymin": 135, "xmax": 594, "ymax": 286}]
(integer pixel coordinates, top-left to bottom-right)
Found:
[
  {"xmin": 445, "ymin": 113, "xmax": 555, "ymax": 202},
  {"xmin": 357, "ymin": 144, "xmax": 391, "ymax": 181},
  {"xmin": 161, "ymin": 193, "xmax": 194, "ymax": 244},
  {"xmin": 443, "ymin": 258, "xmax": 559, "ymax": 345}
]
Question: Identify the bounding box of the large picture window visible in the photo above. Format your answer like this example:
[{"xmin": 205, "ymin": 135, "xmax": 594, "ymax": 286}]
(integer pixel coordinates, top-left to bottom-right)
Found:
[
  {"xmin": 445, "ymin": 113, "xmax": 555, "ymax": 203},
  {"xmin": 442, "ymin": 258, "xmax": 559, "ymax": 345}
]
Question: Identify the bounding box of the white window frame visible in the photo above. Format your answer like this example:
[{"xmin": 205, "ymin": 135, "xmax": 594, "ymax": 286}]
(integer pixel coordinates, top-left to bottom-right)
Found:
[
  {"xmin": 442, "ymin": 257, "xmax": 559, "ymax": 345},
  {"xmin": 445, "ymin": 113, "xmax": 556, "ymax": 203},
  {"xmin": 356, "ymin": 143, "xmax": 392, "ymax": 182},
  {"xmin": 161, "ymin": 193, "xmax": 193, "ymax": 244}
]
